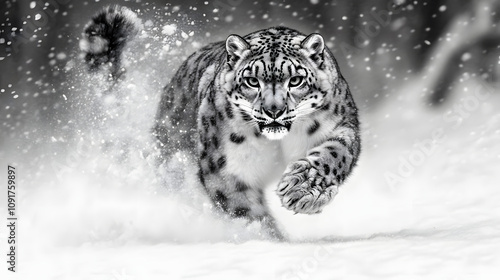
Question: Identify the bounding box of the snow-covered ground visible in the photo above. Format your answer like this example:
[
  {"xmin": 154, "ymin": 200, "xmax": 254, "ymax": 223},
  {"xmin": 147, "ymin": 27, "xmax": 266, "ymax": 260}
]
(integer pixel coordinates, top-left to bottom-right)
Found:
[
  {"xmin": 2, "ymin": 74, "xmax": 499, "ymax": 279},
  {"xmin": 2, "ymin": 6, "xmax": 500, "ymax": 279}
]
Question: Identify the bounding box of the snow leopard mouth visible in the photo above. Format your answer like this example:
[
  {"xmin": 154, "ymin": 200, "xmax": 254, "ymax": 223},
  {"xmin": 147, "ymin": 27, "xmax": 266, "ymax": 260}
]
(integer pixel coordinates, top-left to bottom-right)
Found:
[
  {"xmin": 259, "ymin": 121, "xmax": 291, "ymax": 130},
  {"xmin": 258, "ymin": 121, "xmax": 292, "ymax": 140}
]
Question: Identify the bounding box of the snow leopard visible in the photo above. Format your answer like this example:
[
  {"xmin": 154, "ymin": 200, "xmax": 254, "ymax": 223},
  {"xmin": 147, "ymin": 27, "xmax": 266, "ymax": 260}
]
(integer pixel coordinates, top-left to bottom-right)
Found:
[{"xmin": 81, "ymin": 6, "xmax": 361, "ymax": 239}]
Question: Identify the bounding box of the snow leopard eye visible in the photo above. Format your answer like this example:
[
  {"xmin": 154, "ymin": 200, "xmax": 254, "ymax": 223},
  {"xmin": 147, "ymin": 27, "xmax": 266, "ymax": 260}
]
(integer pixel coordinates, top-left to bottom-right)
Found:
[
  {"xmin": 288, "ymin": 76, "xmax": 304, "ymax": 88},
  {"xmin": 245, "ymin": 77, "xmax": 260, "ymax": 88}
]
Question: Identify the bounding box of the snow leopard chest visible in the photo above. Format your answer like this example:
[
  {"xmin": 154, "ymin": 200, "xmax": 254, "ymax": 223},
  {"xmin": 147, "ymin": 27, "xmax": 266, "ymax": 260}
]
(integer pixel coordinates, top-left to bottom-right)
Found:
[{"xmin": 222, "ymin": 118, "xmax": 325, "ymax": 189}]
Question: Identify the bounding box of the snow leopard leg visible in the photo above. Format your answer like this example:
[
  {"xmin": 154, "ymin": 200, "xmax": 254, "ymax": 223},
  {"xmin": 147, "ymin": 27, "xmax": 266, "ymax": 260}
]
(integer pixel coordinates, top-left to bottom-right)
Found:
[
  {"xmin": 152, "ymin": 79, "xmax": 199, "ymax": 189},
  {"xmin": 277, "ymin": 122, "xmax": 361, "ymax": 215},
  {"xmin": 199, "ymin": 172, "xmax": 284, "ymax": 240}
]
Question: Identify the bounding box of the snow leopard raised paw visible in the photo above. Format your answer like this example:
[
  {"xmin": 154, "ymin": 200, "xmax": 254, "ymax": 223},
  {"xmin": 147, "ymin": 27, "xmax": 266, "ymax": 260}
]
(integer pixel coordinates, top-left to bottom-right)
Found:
[{"xmin": 277, "ymin": 159, "xmax": 338, "ymax": 215}]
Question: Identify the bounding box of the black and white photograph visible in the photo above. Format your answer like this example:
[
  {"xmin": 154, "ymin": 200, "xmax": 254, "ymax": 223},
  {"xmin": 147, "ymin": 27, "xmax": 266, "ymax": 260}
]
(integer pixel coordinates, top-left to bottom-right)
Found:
[{"xmin": 1, "ymin": 0, "xmax": 500, "ymax": 279}]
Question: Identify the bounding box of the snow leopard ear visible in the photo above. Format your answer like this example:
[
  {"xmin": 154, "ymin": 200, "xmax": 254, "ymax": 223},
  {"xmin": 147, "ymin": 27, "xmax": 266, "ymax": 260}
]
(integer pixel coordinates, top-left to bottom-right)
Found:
[
  {"xmin": 301, "ymin": 33, "xmax": 325, "ymax": 66},
  {"xmin": 226, "ymin": 35, "xmax": 250, "ymax": 67}
]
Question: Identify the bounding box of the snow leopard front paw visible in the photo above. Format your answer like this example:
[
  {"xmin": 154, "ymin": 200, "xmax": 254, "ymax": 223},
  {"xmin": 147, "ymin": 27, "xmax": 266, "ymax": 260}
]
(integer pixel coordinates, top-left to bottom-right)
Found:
[{"xmin": 276, "ymin": 159, "xmax": 337, "ymax": 214}]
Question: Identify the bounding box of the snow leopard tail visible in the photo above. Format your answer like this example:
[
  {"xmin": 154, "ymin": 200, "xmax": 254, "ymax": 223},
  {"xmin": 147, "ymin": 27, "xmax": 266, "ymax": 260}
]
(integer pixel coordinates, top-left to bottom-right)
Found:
[{"xmin": 80, "ymin": 5, "xmax": 142, "ymax": 80}]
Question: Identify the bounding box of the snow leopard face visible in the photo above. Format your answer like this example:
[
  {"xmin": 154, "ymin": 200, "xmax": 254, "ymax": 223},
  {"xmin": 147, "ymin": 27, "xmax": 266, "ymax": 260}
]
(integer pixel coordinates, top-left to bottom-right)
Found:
[{"xmin": 223, "ymin": 27, "xmax": 330, "ymax": 140}]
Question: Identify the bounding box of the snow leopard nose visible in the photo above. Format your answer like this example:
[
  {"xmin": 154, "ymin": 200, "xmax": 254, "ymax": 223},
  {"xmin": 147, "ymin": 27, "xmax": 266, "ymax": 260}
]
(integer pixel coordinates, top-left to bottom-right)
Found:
[
  {"xmin": 263, "ymin": 106, "xmax": 285, "ymax": 119},
  {"xmin": 262, "ymin": 84, "xmax": 286, "ymax": 119}
]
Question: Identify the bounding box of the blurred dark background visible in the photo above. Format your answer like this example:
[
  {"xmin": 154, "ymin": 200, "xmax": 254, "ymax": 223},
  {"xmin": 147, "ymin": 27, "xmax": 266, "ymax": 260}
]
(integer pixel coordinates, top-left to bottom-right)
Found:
[{"xmin": 1, "ymin": 0, "xmax": 499, "ymax": 142}]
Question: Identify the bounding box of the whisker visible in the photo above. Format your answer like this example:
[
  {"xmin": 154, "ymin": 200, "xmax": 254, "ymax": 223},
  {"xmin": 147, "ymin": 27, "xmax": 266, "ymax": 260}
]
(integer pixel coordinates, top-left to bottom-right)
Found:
[
  {"xmin": 234, "ymin": 102, "xmax": 254, "ymax": 110},
  {"xmin": 233, "ymin": 107, "xmax": 259, "ymax": 127},
  {"xmin": 235, "ymin": 108, "xmax": 253, "ymax": 116},
  {"xmin": 296, "ymin": 102, "xmax": 318, "ymax": 110},
  {"xmin": 243, "ymin": 119, "xmax": 259, "ymax": 127},
  {"xmin": 297, "ymin": 108, "xmax": 317, "ymax": 115},
  {"xmin": 295, "ymin": 109, "xmax": 317, "ymax": 119},
  {"xmin": 236, "ymin": 105, "xmax": 253, "ymax": 111}
]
